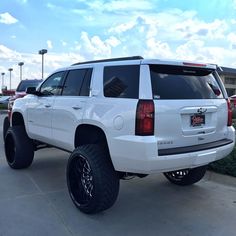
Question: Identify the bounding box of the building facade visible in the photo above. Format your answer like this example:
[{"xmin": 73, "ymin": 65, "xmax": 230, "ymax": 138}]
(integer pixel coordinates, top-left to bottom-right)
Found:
[{"xmin": 217, "ymin": 67, "xmax": 236, "ymax": 96}]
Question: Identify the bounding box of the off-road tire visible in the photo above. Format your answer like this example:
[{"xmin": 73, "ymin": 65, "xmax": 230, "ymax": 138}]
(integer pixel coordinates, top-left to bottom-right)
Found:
[
  {"xmin": 3, "ymin": 116, "xmax": 10, "ymax": 140},
  {"xmin": 4, "ymin": 126, "xmax": 34, "ymax": 169},
  {"xmin": 163, "ymin": 165, "xmax": 208, "ymax": 186},
  {"xmin": 67, "ymin": 144, "xmax": 120, "ymax": 214}
]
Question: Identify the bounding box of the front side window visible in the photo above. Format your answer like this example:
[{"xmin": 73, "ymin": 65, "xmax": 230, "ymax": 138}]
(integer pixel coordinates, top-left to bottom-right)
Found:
[
  {"xmin": 103, "ymin": 65, "xmax": 139, "ymax": 98},
  {"xmin": 150, "ymin": 65, "xmax": 223, "ymax": 99},
  {"xmin": 40, "ymin": 72, "xmax": 64, "ymax": 95}
]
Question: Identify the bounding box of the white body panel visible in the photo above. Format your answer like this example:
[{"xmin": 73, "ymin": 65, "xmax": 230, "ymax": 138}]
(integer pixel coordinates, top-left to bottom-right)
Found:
[{"xmin": 12, "ymin": 58, "xmax": 235, "ymax": 174}]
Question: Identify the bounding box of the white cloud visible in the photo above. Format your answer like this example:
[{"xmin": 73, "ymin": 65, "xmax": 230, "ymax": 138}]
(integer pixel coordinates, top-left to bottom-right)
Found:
[
  {"xmin": 18, "ymin": 0, "xmax": 28, "ymax": 4},
  {"xmin": 61, "ymin": 40, "xmax": 67, "ymax": 47},
  {"xmin": 82, "ymin": 32, "xmax": 111, "ymax": 57},
  {"xmin": 105, "ymin": 36, "xmax": 121, "ymax": 47},
  {"xmin": 85, "ymin": 0, "xmax": 154, "ymax": 12},
  {"xmin": 109, "ymin": 20, "xmax": 136, "ymax": 34},
  {"xmin": 74, "ymin": 32, "xmax": 121, "ymax": 59},
  {"xmin": 144, "ymin": 39, "xmax": 173, "ymax": 59},
  {"xmin": 0, "ymin": 12, "xmax": 18, "ymax": 24},
  {"xmin": 46, "ymin": 3, "xmax": 57, "ymax": 9},
  {"xmin": 2, "ymin": 4, "xmax": 236, "ymax": 90},
  {"xmin": 47, "ymin": 40, "xmax": 53, "ymax": 49},
  {"xmin": 0, "ymin": 44, "xmax": 86, "ymax": 89},
  {"xmin": 0, "ymin": 45, "xmax": 21, "ymax": 60},
  {"xmin": 227, "ymin": 33, "xmax": 236, "ymax": 49},
  {"xmin": 174, "ymin": 39, "xmax": 236, "ymax": 67},
  {"xmin": 102, "ymin": 0, "xmax": 153, "ymax": 12},
  {"xmin": 104, "ymin": 11, "xmax": 236, "ymax": 66},
  {"xmin": 17, "ymin": 0, "xmax": 28, "ymax": 4}
]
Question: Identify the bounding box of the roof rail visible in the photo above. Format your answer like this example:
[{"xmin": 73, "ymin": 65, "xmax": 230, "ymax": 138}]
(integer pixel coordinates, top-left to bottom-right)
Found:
[{"xmin": 72, "ymin": 56, "xmax": 144, "ymax": 66}]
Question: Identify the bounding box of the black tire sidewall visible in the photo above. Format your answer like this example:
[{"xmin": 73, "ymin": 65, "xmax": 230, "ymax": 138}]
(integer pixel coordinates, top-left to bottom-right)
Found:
[
  {"xmin": 3, "ymin": 116, "xmax": 10, "ymax": 140},
  {"xmin": 67, "ymin": 144, "xmax": 120, "ymax": 214},
  {"xmin": 164, "ymin": 165, "xmax": 208, "ymax": 186},
  {"xmin": 4, "ymin": 126, "xmax": 34, "ymax": 169}
]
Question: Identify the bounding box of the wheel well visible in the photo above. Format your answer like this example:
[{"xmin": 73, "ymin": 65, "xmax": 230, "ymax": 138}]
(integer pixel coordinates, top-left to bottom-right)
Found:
[
  {"xmin": 12, "ymin": 112, "xmax": 25, "ymax": 127},
  {"xmin": 74, "ymin": 124, "xmax": 108, "ymax": 148},
  {"xmin": 74, "ymin": 124, "xmax": 114, "ymax": 167}
]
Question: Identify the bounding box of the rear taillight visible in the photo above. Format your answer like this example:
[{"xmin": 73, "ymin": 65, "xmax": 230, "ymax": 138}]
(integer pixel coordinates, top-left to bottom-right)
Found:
[
  {"xmin": 135, "ymin": 100, "xmax": 155, "ymax": 136},
  {"xmin": 227, "ymin": 99, "xmax": 232, "ymax": 126}
]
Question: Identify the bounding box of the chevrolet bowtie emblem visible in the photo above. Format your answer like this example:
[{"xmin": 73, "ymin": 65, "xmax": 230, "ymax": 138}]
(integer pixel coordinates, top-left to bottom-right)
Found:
[{"xmin": 197, "ymin": 108, "xmax": 207, "ymax": 114}]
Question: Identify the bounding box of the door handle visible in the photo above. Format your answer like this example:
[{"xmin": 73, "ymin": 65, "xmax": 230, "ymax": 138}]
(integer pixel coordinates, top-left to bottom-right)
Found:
[
  {"xmin": 72, "ymin": 105, "xmax": 82, "ymax": 110},
  {"xmin": 45, "ymin": 104, "xmax": 51, "ymax": 108}
]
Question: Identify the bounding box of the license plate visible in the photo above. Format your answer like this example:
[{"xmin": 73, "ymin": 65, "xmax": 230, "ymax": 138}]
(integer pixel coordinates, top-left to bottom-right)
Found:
[{"xmin": 190, "ymin": 114, "xmax": 205, "ymax": 127}]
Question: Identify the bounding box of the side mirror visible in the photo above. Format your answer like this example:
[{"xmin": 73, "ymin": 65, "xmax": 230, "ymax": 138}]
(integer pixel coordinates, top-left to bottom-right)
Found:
[{"xmin": 26, "ymin": 87, "xmax": 37, "ymax": 95}]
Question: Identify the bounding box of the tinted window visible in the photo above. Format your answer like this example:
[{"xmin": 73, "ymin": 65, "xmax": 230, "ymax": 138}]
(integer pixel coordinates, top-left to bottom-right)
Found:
[
  {"xmin": 150, "ymin": 65, "xmax": 223, "ymax": 99},
  {"xmin": 62, "ymin": 69, "xmax": 87, "ymax": 96},
  {"xmin": 103, "ymin": 65, "xmax": 139, "ymax": 98},
  {"xmin": 80, "ymin": 69, "xmax": 92, "ymax": 96},
  {"xmin": 16, "ymin": 80, "xmax": 43, "ymax": 92},
  {"xmin": 40, "ymin": 72, "xmax": 64, "ymax": 95}
]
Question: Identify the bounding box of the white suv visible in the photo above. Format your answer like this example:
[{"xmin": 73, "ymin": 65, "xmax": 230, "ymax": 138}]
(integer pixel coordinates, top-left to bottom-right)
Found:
[{"xmin": 4, "ymin": 56, "xmax": 235, "ymax": 214}]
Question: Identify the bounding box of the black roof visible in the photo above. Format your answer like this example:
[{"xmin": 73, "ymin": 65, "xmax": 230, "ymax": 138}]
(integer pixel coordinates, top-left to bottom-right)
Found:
[
  {"xmin": 72, "ymin": 56, "xmax": 143, "ymax": 66},
  {"xmin": 217, "ymin": 66, "xmax": 236, "ymax": 76}
]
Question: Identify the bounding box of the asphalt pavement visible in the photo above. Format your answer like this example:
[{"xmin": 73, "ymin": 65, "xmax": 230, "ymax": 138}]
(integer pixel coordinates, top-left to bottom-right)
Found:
[{"xmin": 0, "ymin": 112, "xmax": 236, "ymax": 236}]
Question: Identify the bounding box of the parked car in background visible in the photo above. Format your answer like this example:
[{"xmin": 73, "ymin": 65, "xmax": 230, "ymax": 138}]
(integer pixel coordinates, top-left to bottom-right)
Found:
[
  {"xmin": 230, "ymin": 94, "xmax": 236, "ymax": 108},
  {"xmin": 0, "ymin": 96, "xmax": 10, "ymax": 109},
  {"xmin": 3, "ymin": 79, "xmax": 43, "ymax": 138}
]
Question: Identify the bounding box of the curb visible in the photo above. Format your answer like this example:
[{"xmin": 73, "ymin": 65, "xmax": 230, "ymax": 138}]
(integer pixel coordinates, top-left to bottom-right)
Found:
[{"xmin": 204, "ymin": 170, "xmax": 236, "ymax": 187}]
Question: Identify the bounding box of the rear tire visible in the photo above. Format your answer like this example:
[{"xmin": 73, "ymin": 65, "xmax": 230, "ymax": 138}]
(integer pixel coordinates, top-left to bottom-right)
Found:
[
  {"xmin": 3, "ymin": 116, "xmax": 10, "ymax": 140},
  {"xmin": 4, "ymin": 126, "xmax": 34, "ymax": 169},
  {"xmin": 67, "ymin": 144, "xmax": 120, "ymax": 214},
  {"xmin": 163, "ymin": 165, "xmax": 207, "ymax": 186}
]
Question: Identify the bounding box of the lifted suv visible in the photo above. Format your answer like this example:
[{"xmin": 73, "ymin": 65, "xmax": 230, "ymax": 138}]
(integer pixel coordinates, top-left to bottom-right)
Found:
[{"xmin": 4, "ymin": 56, "xmax": 235, "ymax": 214}]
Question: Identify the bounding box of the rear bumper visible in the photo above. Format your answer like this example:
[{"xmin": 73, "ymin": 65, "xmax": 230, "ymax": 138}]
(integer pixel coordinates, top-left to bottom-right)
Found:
[
  {"xmin": 109, "ymin": 127, "xmax": 235, "ymax": 174},
  {"xmin": 158, "ymin": 139, "xmax": 233, "ymax": 156}
]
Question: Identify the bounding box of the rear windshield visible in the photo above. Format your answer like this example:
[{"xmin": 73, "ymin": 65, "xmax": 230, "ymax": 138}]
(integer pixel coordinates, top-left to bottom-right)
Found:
[
  {"xmin": 150, "ymin": 65, "xmax": 223, "ymax": 99},
  {"xmin": 17, "ymin": 80, "xmax": 42, "ymax": 92}
]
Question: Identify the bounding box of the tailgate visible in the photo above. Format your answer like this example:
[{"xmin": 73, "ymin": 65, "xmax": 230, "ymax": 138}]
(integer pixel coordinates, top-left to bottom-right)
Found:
[
  {"xmin": 149, "ymin": 64, "xmax": 230, "ymax": 152},
  {"xmin": 154, "ymin": 99, "xmax": 228, "ymax": 150}
]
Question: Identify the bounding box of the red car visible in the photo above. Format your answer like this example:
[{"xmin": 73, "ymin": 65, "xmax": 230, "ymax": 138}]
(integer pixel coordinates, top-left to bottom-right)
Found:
[{"xmin": 3, "ymin": 79, "xmax": 43, "ymax": 138}]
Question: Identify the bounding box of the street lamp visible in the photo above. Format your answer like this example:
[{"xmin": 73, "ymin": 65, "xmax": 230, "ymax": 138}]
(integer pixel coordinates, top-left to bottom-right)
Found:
[
  {"xmin": 1, "ymin": 72, "xmax": 5, "ymax": 87},
  {"xmin": 18, "ymin": 62, "xmax": 24, "ymax": 81},
  {"xmin": 8, "ymin": 68, "xmax": 13, "ymax": 90},
  {"xmin": 38, "ymin": 49, "xmax": 47, "ymax": 79}
]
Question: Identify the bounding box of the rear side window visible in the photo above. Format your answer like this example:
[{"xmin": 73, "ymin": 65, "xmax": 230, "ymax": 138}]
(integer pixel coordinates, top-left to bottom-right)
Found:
[
  {"xmin": 103, "ymin": 65, "xmax": 139, "ymax": 98},
  {"xmin": 150, "ymin": 65, "xmax": 223, "ymax": 99},
  {"xmin": 62, "ymin": 68, "xmax": 92, "ymax": 96}
]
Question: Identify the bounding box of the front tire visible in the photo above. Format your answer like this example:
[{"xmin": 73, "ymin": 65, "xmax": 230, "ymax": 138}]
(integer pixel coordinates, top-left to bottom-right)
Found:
[
  {"xmin": 3, "ymin": 116, "xmax": 10, "ymax": 140},
  {"xmin": 67, "ymin": 144, "xmax": 120, "ymax": 214},
  {"xmin": 4, "ymin": 126, "xmax": 34, "ymax": 169},
  {"xmin": 163, "ymin": 165, "xmax": 207, "ymax": 186}
]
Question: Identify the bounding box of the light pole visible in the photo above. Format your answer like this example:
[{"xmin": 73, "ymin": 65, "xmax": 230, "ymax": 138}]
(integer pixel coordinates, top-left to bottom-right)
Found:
[
  {"xmin": 8, "ymin": 68, "xmax": 13, "ymax": 90},
  {"xmin": 38, "ymin": 49, "xmax": 47, "ymax": 79},
  {"xmin": 1, "ymin": 72, "xmax": 5, "ymax": 88},
  {"xmin": 18, "ymin": 62, "xmax": 24, "ymax": 81}
]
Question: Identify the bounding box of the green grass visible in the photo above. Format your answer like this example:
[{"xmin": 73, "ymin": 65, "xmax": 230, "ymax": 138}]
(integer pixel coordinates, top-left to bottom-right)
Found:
[
  {"xmin": 209, "ymin": 121, "xmax": 236, "ymax": 177},
  {"xmin": 0, "ymin": 104, "xmax": 6, "ymax": 110},
  {"xmin": 209, "ymin": 145, "xmax": 236, "ymax": 177}
]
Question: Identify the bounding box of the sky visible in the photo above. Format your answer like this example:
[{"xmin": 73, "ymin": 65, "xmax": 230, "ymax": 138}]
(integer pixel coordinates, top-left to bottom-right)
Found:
[{"xmin": 1, "ymin": 0, "xmax": 236, "ymax": 89}]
